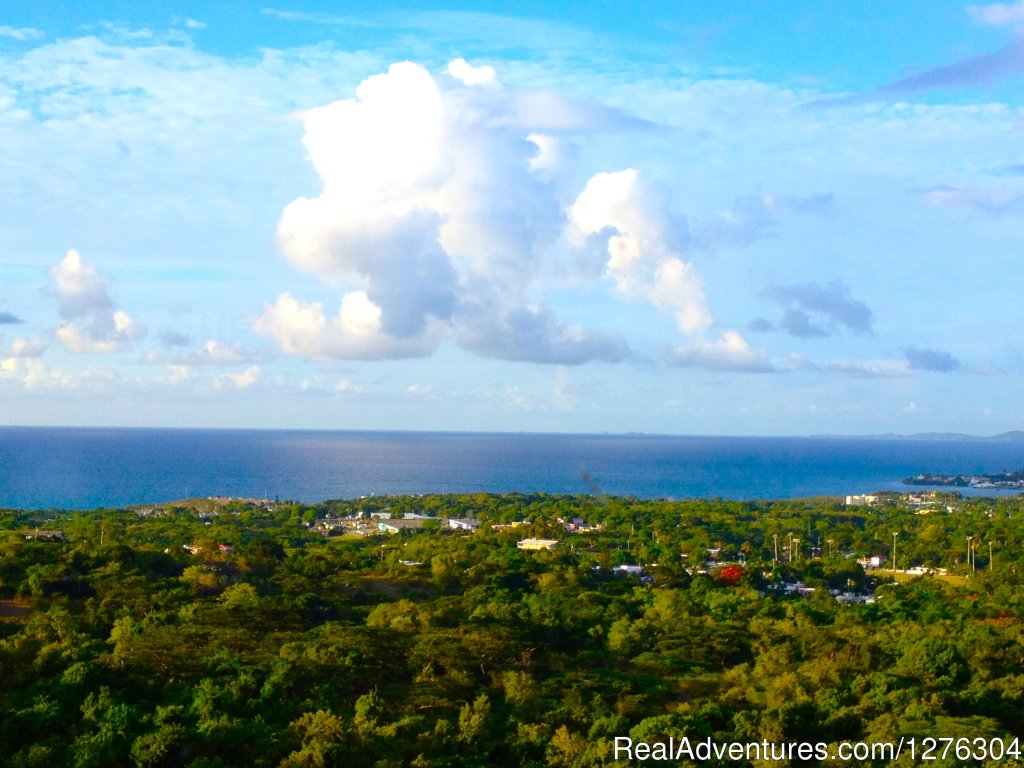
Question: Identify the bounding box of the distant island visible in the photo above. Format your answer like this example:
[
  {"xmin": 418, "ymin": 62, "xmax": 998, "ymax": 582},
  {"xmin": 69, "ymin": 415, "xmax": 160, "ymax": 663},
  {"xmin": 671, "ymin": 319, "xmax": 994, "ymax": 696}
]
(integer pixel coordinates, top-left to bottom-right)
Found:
[
  {"xmin": 821, "ymin": 430, "xmax": 1024, "ymax": 443},
  {"xmin": 904, "ymin": 469, "xmax": 1024, "ymax": 490}
]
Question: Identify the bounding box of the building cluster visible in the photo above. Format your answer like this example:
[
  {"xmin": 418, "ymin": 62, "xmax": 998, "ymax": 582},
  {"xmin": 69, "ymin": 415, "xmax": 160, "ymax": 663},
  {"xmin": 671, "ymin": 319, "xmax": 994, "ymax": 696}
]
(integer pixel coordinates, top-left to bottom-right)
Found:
[
  {"xmin": 309, "ymin": 511, "xmax": 600, "ymax": 546},
  {"xmin": 21, "ymin": 529, "xmax": 64, "ymax": 541},
  {"xmin": 845, "ymin": 494, "xmax": 878, "ymax": 507},
  {"xmin": 844, "ymin": 491, "xmax": 956, "ymax": 512},
  {"xmin": 312, "ymin": 512, "xmax": 483, "ymax": 537}
]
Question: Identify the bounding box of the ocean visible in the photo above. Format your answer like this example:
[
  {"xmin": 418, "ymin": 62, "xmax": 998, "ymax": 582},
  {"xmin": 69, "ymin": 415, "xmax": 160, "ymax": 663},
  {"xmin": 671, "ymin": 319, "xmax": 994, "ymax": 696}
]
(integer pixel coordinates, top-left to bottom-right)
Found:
[{"xmin": 1, "ymin": 426, "xmax": 1022, "ymax": 510}]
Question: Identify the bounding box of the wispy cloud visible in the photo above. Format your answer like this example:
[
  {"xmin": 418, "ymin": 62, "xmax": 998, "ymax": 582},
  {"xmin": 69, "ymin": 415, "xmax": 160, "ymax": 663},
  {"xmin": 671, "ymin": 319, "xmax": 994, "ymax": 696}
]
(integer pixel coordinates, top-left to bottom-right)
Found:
[
  {"xmin": 809, "ymin": 6, "xmax": 1024, "ymax": 106},
  {"xmin": 872, "ymin": 2, "xmax": 1024, "ymax": 96},
  {"xmin": 968, "ymin": 2, "xmax": 1024, "ymax": 26},
  {"xmin": 697, "ymin": 192, "xmax": 834, "ymax": 248},
  {"xmin": 0, "ymin": 311, "xmax": 24, "ymax": 324},
  {"xmin": 879, "ymin": 37, "xmax": 1024, "ymax": 94},
  {"xmin": 0, "ymin": 26, "xmax": 44, "ymax": 42},
  {"xmin": 260, "ymin": 8, "xmax": 372, "ymax": 26},
  {"xmin": 261, "ymin": 6, "xmax": 613, "ymax": 59},
  {"xmin": 825, "ymin": 359, "xmax": 910, "ymax": 378},
  {"xmin": 145, "ymin": 339, "xmax": 258, "ymax": 366},
  {"xmin": 921, "ymin": 185, "xmax": 1024, "ymax": 216}
]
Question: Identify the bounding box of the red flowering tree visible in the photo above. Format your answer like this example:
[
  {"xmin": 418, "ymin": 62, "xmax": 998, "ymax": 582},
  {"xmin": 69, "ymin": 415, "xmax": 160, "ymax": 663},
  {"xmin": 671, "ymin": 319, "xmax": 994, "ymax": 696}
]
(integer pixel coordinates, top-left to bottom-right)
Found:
[{"xmin": 716, "ymin": 565, "xmax": 743, "ymax": 586}]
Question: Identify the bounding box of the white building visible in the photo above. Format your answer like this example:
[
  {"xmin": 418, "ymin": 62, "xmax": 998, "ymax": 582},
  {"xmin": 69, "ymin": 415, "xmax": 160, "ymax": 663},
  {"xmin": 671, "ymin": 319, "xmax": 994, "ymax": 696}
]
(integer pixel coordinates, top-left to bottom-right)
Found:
[{"xmin": 517, "ymin": 538, "xmax": 560, "ymax": 551}]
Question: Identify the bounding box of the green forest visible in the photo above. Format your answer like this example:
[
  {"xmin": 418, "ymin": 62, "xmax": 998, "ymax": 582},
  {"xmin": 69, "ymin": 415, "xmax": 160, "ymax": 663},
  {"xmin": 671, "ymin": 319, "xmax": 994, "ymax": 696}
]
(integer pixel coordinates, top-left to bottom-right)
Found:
[{"xmin": 2, "ymin": 492, "xmax": 1024, "ymax": 767}]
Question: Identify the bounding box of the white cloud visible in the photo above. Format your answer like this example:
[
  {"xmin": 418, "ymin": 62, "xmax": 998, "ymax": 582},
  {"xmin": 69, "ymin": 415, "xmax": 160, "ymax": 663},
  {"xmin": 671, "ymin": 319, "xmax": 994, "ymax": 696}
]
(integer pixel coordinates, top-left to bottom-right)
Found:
[
  {"xmin": 261, "ymin": 59, "xmax": 637, "ymax": 365},
  {"xmin": 446, "ymin": 57, "xmax": 498, "ymax": 86},
  {"xmin": 215, "ymin": 365, "xmax": 261, "ymax": 389},
  {"xmin": 0, "ymin": 358, "xmax": 74, "ymax": 390},
  {"xmin": 271, "ymin": 61, "xmax": 467, "ymax": 345},
  {"xmin": 56, "ymin": 311, "xmax": 146, "ymax": 354},
  {"xmin": 50, "ymin": 249, "xmax": 114, "ymax": 319},
  {"xmin": 7, "ymin": 337, "xmax": 47, "ymax": 358},
  {"xmin": 49, "ymin": 250, "xmax": 145, "ymax": 354},
  {"xmin": 253, "ymin": 292, "xmax": 438, "ymax": 360},
  {"xmin": 671, "ymin": 330, "xmax": 774, "ymax": 372},
  {"xmin": 569, "ymin": 169, "xmax": 712, "ymax": 334}
]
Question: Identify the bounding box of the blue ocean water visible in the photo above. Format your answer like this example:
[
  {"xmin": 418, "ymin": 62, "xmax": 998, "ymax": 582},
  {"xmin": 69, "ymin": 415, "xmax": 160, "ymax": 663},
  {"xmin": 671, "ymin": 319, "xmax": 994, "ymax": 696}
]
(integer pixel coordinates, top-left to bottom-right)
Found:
[{"xmin": 1, "ymin": 427, "xmax": 1022, "ymax": 509}]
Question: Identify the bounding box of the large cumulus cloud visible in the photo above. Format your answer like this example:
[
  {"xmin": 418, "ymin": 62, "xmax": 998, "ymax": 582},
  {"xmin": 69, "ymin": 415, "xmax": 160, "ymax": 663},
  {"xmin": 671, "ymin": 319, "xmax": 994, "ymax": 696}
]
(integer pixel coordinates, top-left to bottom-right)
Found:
[
  {"xmin": 256, "ymin": 60, "xmax": 698, "ymax": 365},
  {"xmin": 256, "ymin": 58, "xmax": 763, "ymax": 369}
]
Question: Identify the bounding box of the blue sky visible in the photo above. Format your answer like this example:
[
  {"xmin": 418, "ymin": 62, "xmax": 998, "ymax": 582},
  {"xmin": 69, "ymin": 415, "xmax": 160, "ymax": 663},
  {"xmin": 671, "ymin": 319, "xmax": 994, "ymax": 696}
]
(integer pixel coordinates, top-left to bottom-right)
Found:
[{"xmin": 2, "ymin": 1, "xmax": 1024, "ymax": 435}]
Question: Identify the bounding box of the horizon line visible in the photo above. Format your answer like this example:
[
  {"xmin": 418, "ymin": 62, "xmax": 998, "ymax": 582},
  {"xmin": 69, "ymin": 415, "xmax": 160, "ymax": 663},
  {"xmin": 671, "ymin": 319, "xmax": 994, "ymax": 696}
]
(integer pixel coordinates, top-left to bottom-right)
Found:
[{"xmin": 2, "ymin": 424, "xmax": 1023, "ymax": 442}]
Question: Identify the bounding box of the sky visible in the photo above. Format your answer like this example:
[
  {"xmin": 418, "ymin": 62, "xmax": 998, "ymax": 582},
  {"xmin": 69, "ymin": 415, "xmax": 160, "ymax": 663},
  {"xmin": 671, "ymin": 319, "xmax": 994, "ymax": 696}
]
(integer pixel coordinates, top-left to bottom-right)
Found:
[{"xmin": 1, "ymin": 1, "xmax": 1024, "ymax": 435}]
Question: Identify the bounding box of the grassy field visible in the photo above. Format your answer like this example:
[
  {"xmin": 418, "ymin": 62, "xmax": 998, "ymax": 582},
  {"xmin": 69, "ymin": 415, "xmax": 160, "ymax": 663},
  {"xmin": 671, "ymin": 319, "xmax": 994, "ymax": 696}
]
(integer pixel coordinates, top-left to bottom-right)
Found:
[{"xmin": 888, "ymin": 570, "xmax": 968, "ymax": 587}]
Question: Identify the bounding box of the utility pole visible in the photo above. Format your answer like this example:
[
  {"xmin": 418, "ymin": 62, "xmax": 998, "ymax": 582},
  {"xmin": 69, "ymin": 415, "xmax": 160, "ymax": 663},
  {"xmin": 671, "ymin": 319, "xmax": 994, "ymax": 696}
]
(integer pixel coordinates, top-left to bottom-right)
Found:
[
  {"xmin": 892, "ymin": 531, "xmax": 898, "ymax": 574},
  {"xmin": 773, "ymin": 534, "xmax": 778, "ymax": 564},
  {"xmin": 989, "ymin": 540, "xmax": 994, "ymax": 571}
]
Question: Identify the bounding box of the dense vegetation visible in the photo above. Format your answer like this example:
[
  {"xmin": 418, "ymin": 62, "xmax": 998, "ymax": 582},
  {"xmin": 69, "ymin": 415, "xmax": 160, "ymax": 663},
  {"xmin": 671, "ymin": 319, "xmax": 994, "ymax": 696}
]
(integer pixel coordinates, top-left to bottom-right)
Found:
[{"xmin": 2, "ymin": 492, "xmax": 1024, "ymax": 766}]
